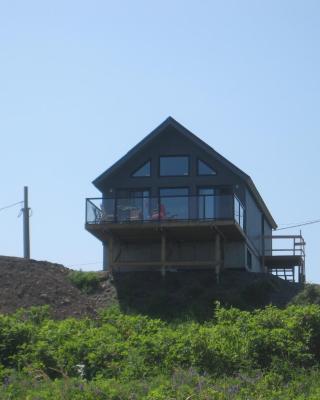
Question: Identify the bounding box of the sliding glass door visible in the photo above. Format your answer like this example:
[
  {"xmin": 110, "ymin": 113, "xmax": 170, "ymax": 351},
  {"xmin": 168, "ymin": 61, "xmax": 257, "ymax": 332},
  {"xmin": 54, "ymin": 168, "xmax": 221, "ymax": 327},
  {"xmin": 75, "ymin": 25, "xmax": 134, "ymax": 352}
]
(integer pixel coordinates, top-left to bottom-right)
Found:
[
  {"xmin": 198, "ymin": 188, "xmax": 215, "ymax": 220},
  {"xmin": 116, "ymin": 189, "xmax": 150, "ymax": 221},
  {"xmin": 159, "ymin": 188, "xmax": 189, "ymax": 220}
]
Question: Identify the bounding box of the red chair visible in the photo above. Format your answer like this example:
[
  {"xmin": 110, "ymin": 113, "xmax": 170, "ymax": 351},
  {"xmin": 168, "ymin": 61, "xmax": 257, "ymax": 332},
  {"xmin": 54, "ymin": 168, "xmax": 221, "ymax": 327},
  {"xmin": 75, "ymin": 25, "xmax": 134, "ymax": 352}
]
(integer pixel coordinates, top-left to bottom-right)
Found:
[{"xmin": 151, "ymin": 204, "xmax": 166, "ymax": 220}]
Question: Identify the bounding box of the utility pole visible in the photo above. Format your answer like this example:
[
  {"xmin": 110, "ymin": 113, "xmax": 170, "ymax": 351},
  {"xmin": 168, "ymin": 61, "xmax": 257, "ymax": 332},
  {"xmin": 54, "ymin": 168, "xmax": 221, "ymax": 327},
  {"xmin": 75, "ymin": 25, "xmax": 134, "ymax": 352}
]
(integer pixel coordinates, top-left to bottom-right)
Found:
[{"xmin": 22, "ymin": 186, "xmax": 30, "ymax": 259}]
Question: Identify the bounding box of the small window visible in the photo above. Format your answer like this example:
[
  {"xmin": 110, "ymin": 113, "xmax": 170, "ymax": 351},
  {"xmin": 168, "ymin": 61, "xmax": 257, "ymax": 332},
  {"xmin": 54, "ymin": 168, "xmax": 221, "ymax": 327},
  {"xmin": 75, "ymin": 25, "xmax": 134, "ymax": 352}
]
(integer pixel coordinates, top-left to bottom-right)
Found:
[
  {"xmin": 160, "ymin": 156, "xmax": 189, "ymax": 176},
  {"xmin": 132, "ymin": 161, "xmax": 151, "ymax": 177},
  {"xmin": 247, "ymin": 249, "xmax": 252, "ymax": 270},
  {"xmin": 198, "ymin": 159, "xmax": 216, "ymax": 175}
]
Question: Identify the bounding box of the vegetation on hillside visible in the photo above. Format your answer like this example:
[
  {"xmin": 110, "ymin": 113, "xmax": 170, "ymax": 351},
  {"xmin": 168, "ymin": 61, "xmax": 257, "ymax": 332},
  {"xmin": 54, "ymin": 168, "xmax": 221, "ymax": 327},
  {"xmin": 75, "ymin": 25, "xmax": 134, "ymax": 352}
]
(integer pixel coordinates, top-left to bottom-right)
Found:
[
  {"xmin": 291, "ymin": 284, "xmax": 320, "ymax": 306},
  {"xmin": 68, "ymin": 270, "xmax": 101, "ymax": 294},
  {"xmin": 1, "ymin": 303, "xmax": 320, "ymax": 399}
]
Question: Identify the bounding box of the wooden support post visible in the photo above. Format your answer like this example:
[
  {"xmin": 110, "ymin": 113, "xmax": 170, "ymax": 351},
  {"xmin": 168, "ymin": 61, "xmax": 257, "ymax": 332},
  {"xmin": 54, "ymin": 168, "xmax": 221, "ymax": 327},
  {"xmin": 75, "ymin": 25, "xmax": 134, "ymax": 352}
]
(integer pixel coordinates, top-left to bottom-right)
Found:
[
  {"xmin": 161, "ymin": 231, "xmax": 166, "ymax": 277},
  {"xmin": 108, "ymin": 235, "xmax": 114, "ymax": 273},
  {"xmin": 214, "ymin": 233, "xmax": 221, "ymax": 283}
]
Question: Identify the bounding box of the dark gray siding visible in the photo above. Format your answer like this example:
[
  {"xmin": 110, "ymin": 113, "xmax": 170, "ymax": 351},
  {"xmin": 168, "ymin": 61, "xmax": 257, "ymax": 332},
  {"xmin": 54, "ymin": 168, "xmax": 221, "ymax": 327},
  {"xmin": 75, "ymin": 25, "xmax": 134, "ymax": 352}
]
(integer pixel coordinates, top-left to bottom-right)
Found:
[
  {"xmin": 245, "ymin": 188, "xmax": 263, "ymax": 255},
  {"xmin": 244, "ymin": 188, "xmax": 272, "ymax": 273},
  {"xmin": 224, "ymin": 242, "xmax": 245, "ymax": 269},
  {"xmin": 263, "ymin": 219, "xmax": 273, "ymax": 255}
]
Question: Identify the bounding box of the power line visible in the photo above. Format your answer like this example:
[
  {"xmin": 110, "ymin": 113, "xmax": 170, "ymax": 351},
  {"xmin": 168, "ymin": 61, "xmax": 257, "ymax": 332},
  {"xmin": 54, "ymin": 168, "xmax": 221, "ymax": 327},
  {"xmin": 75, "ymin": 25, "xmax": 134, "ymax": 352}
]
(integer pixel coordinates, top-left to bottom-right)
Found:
[
  {"xmin": 276, "ymin": 219, "xmax": 320, "ymax": 231},
  {"xmin": 68, "ymin": 261, "xmax": 101, "ymax": 268},
  {"xmin": 278, "ymin": 219, "xmax": 316, "ymax": 226},
  {"xmin": 0, "ymin": 201, "xmax": 23, "ymax": 213}
]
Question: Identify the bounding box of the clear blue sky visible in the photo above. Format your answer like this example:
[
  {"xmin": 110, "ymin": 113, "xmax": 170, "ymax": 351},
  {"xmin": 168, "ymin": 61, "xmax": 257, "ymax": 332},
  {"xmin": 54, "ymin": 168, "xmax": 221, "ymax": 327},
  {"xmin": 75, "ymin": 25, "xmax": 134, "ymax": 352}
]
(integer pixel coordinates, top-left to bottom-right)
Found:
[{"xmin": 1, "ymin": 1, "xmax": 319, "ymax": 282}]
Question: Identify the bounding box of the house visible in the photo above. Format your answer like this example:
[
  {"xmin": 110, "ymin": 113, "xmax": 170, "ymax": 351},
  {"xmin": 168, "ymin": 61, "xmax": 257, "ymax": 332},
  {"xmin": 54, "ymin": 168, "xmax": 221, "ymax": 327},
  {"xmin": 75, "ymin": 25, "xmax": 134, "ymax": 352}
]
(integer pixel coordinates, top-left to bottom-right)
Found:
[{"xmin": 85, "ymin": 117, "xmax": 305, "ymax": 282}]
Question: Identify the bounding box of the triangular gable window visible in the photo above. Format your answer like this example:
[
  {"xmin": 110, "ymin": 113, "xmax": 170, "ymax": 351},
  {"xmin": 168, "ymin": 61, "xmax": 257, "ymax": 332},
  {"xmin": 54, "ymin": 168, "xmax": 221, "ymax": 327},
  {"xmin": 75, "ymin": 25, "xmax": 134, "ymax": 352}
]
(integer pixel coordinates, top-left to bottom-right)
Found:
[
  {"xmin": 132, "ymin": 161, "xmax": 151, "ymax": 177},
  {"xmin": 198, "ymin": 159, "xmax": 216, "ymax": 175}
]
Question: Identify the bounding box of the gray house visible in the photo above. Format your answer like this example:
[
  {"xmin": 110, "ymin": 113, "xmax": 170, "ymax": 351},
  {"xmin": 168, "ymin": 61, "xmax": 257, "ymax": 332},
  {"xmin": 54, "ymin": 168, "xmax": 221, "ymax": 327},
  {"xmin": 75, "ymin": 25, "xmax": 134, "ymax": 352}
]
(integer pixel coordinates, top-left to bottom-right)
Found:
[{"xmin": 86, "ymin": 117, "xmax": 305, "ymax": 282}]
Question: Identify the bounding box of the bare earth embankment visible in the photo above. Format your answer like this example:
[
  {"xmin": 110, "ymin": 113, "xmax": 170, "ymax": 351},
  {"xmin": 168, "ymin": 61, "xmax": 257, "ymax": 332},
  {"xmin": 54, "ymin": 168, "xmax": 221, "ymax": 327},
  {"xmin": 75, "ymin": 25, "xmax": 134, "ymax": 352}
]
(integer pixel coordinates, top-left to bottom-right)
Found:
[{"xmin": 0, "ymin": 255, "xmax": 308, "ymax": 320}]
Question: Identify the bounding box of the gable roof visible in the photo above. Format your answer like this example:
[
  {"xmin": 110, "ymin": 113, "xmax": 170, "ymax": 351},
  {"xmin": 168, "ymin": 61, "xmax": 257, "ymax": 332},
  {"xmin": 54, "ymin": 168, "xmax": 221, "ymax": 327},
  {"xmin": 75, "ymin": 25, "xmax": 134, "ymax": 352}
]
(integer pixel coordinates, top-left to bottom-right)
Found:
[{"xmin": 93, "ymin": 116, "xmax": 277, "ymax": 229}]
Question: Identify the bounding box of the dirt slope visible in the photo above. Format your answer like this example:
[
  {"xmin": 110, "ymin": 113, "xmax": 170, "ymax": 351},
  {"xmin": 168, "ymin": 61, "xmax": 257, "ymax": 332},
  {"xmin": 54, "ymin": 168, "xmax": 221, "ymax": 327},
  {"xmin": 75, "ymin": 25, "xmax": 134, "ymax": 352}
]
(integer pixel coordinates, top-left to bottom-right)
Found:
[
  {"xmin": 0, "ymin": 256, "xmax": 305, "ymax": 321},
  {"xmin": 0, "ymin": 256, "xmax": 95, "ymax": 318}
]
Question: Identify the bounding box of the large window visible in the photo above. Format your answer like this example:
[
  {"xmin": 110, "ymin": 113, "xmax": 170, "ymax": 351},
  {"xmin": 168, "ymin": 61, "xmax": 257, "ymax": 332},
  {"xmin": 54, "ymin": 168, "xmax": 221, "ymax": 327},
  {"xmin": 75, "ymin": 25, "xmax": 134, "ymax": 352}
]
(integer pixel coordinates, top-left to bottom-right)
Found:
[
  {"xmin": 159, "ymin": 188, "xmax": 189, "ymax": 220},
  {"xmin": 159, "ymin": 156, "xmax": 189, "ymax": 176}
]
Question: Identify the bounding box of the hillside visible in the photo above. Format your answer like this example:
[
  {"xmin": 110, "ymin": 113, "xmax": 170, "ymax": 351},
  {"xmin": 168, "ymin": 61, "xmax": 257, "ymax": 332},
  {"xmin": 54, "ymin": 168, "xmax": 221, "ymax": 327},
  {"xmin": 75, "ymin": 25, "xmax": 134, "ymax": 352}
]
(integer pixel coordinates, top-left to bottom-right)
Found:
[
  {"xmin": 2, "ymin": 256, "xmax": 320, "ymax": 399},
  {"xmin": 0, "ymin": 255, "xmax": 308, "ymax": 320},
  {"xmin": 0, "ymin": 256, "xmax": 96, "ymax": 318}
]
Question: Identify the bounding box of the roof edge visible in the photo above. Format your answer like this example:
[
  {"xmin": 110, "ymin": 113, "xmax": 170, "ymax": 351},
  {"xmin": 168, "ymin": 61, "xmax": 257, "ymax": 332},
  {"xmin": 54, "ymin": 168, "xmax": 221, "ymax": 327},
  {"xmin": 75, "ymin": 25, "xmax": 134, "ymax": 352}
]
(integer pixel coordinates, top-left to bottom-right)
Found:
[{"xmin": 93, "ymin": 117, "xmax": 175, "ymax": 188}]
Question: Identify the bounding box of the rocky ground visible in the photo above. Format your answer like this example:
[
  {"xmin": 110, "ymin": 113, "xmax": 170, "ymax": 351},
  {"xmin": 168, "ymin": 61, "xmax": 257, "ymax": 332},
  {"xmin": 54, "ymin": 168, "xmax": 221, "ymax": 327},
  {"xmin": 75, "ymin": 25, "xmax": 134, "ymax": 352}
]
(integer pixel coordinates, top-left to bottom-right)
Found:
[
  {"xmin": 0, "ymin": 256, "xmax": 97, "ymax": 318},
  {"xmin": 0, "ymin": 256, "xmax": 304, "ymax": 320}
]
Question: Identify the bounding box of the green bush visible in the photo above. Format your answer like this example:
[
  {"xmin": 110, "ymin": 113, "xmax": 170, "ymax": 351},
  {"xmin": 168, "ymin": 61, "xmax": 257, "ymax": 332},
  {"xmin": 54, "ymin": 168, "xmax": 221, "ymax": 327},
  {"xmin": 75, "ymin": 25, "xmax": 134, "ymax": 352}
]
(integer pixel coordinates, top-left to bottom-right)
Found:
[
  {"xmin": 2, "ymin": 368, "xmax": 320, "ymax": 399},
  {"xmin": 291, "ymin": 284, "xmax": 320, "ymax": 306},
  {"xmin": 68, "ymin": 271, "xmax": 101, "ymax": 294},
  {"xmin": 1, "ymin": 304, "xmax": 320, "ymax": 398}
]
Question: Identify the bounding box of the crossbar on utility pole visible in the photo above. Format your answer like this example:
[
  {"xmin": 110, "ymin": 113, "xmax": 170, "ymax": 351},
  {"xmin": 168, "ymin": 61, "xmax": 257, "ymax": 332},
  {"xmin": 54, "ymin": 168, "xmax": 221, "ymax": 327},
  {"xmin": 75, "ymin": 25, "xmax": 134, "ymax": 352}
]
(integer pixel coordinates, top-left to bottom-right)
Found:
[{"xmin": 22, "ymin": 186, "xmax": 30, "ymax": 259}]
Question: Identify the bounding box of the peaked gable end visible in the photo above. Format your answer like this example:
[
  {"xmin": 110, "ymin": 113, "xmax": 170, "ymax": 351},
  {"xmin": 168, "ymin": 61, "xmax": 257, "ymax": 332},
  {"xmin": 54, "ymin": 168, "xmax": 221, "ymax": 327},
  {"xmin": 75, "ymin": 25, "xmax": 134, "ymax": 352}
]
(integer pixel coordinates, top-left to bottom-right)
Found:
[
  {"xmin": 93, "ymin": 117, "xmax": 277, "ymax": 228},
  {"xmin": 93, "ymin": 117, "xmax": 247, "ymax": 186}
]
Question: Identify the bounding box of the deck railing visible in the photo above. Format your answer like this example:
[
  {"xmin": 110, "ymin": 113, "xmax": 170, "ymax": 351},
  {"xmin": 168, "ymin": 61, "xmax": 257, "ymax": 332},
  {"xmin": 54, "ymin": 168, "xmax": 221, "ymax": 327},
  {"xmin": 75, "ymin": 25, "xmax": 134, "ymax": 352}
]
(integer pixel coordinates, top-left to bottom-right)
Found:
[
  {"xmin": 86, "ymin": 194, "xmax": 245, "ymax": 229},
  {"xmin": 263, "ymin": 233, "xmax": 306, "ymax": 282},
  {"xmin": 263, "ymin": 234, "xmax": 306, "ymax": 257}
]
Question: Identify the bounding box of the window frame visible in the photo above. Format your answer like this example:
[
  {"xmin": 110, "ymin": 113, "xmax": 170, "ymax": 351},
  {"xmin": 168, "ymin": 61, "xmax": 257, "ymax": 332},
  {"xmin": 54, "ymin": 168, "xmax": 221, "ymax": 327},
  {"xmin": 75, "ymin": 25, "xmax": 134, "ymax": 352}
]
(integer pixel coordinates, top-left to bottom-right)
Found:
[
  {"xmin": 197, "ymin": 158, "xmax": 217, "ymax": 176},
  {"xmin": 159, "ymin": 187, "xmax": 190, "ymax": 197},
  {"xmin": 131, "ymin": 160, "xmax": 151, "ymax": 178},
  {"xmin": 159, "ymin": 155, "xmax": 190, "ymax": 177},
  {"xmin": 197, "ymin": 186, "xmax": 216, "ymax": 220},
  {"xmin": 116, "ymin": 188, "xmax": 150, "ymax": 199}
]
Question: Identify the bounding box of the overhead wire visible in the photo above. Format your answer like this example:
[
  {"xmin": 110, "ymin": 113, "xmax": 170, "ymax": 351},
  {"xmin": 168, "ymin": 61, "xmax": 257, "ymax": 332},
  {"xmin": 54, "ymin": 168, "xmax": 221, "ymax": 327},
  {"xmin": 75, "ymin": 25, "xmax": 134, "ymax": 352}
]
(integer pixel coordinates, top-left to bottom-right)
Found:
[
  {"xmin": 276, "ymin": 219, "xmax": 320, "ymax": 231},
  {"xmin": 68, "ymin": 261, "xmax": 101, "ymax": 268},
  {"xmin": 0, "ymin": 201, "xmax": 23, "ymax": 213}
]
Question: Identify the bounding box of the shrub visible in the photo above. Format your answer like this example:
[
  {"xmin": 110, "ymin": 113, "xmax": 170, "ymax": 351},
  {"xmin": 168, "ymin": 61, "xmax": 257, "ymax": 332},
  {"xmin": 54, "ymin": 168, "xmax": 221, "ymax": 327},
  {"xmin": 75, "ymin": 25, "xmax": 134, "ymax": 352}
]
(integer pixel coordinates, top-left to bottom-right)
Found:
[
  {"xmin": 1, "ymin": 303, "xmax": 320, "ymax": 395},
  {"xmin": 68, "ymin": 271, "xmax": 101, "ymax": 294},
  {"xmin": 291, "ymin": 284, "xmax": 320, "ymax": 306}
]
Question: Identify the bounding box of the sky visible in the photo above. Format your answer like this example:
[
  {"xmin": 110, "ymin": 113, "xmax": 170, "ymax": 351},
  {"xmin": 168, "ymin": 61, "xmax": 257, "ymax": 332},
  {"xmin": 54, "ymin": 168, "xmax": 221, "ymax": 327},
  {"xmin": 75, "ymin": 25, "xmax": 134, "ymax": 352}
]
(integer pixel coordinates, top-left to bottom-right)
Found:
[{"xmin": 0, "ymin": 0, "xmax": 319, "ymax": 282}]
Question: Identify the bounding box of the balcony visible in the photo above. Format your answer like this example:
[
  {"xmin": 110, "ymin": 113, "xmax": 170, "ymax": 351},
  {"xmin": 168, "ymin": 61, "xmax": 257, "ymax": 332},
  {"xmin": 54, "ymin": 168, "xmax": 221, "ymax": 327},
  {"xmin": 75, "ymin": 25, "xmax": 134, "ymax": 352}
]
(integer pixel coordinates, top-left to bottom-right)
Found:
[
  {"xmin": 85, "ymin": 194, "xmax": 245, "ymax": 242},
  {"xmin": 263, "ymin": 234, "xmax": 306, "ymax": 283}
]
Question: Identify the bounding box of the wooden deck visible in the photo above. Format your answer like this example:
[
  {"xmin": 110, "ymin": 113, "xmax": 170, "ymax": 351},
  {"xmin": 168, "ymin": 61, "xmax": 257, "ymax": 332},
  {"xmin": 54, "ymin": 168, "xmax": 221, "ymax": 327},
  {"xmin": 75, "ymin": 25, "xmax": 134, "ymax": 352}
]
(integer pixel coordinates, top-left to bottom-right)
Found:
[
  {"xmin": 85, "ymin": 219, "xmax": 245, "ymax": 243},
  {"xmin": 263, "ymin": 234, "xmax": 306, "ymax": 283}
]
